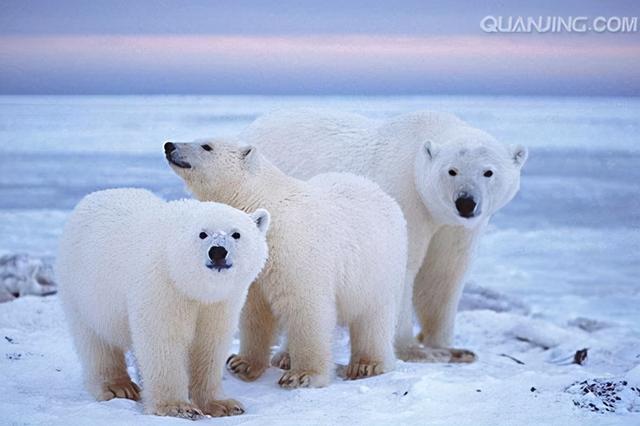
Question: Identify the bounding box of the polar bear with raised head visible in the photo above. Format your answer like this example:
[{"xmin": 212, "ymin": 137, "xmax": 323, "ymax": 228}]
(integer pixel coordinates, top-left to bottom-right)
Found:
[
  {"xmin": 164, "ymin": 140, "xmax": 407, "ymax": 388},
  {"xmin": 240, "ymin": 109, "xmax": 528, "ymax": 362},
  {"xmin": 56, "ymin": 188, "xmax": 270, "ymax": 419}
]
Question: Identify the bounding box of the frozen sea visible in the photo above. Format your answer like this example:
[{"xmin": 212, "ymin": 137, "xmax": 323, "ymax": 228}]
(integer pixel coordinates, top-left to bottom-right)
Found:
[{"xmin": 0, "ymin": 95, "xmax": 639, "ymax": 425}]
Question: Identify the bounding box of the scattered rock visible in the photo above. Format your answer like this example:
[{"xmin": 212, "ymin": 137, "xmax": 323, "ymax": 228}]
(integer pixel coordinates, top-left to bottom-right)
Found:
[
  {"xmin": 0, "ymin": 254, "xmax": 56, "ymax": 302},
  {"xmin": 566, "ymin": 378, "xmax": 640, "ymax": 413},
  {"xmin": 573, "ymin": 348, "xmax": 588, "ymax": 365}
]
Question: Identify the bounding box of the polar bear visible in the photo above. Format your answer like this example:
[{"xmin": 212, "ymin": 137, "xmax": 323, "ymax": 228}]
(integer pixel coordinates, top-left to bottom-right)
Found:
[
  {"xmin": 55, "ymin": 188, "xmax": 270, "ymax": 419},
  {"xmin": 164, "ymin": 140, "xmax": 407, "ymax": 388},
  {"xmin": 239, "ymin": 109, "xmax": 528, "ymax": 362}
]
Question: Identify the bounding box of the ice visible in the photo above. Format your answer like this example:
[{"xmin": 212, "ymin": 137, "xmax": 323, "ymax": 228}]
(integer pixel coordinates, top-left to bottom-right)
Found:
[
  {"xmin": 459, "ymin": 283, "xmax": 530, "ymax": 314},
  {"xmin": 0, "ymin": 95, "xmax": 639, "ymax": 424},
  {"xmin": 628, "ymin": 365, "xmax": 640, "ymax": 383}
]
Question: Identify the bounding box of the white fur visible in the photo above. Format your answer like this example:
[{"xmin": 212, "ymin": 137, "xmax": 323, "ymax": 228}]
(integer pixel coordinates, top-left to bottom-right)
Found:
[
  {"xmin": 55, "ymin": 188, "xmax": 269, "ymax": 418},
  {"xmin": 166, "ymin": 141, "xmax": 407, "ymax": 388},
  {"xmin": 239, "ymin": 109, "xmax": 527, "ymax": 359}
]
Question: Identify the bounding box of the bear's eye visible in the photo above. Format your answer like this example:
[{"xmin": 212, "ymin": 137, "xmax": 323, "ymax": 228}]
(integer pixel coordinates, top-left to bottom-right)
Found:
[
  {"xmin": 483, "ymin": 170, "xmax": 494, "ymax": 178},
  {"xmin": 448, "ymin": 169, "xmax": 457, "ymax": 177},
  {"xmin": 199, "ymin": 232, "xmax": 208, "ymax": 239},
  {"xmin": 201, "ymin": 144, "xmax": 212, "ymax": 152},
  {"xmin": 231, "ymin": 232, "xmax": 241, "ymax": 240}
]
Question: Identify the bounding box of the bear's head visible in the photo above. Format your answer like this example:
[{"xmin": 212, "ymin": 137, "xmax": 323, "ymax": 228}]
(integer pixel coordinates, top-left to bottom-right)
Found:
[
  {"xmin": 415, "ymin": 126, "xmax": 527, "ymax": 228},
  {"xmin": 164, "ymin": 139, "xmax": 262, "ymax": 202},
  {"xmin": 164, "ymin": 200, "xmax": 269, "ymax": 303}
]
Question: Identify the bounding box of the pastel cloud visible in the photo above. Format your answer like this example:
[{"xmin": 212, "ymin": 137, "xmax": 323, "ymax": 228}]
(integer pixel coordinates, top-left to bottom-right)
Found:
[{"xmin": 1, "ymin": 35, "xmax": 639, "ymax": 95}]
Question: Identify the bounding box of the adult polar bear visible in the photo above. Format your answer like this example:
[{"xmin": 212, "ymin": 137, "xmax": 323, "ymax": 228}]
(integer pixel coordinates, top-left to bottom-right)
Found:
[{"xmin": 241, "ymin": 109, "xmax": 528, "ymax": 361}]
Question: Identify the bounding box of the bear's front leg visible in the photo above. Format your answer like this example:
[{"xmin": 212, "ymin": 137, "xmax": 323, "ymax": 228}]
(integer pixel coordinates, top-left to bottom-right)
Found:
[
  {"xmin": 190, "ymin": 303, "xmax": 244, "ymax": 417},
  {"xmin": 277, "ymin": 293, "xmax": 335, "ymax": 389},
  {"xmin": 411, "ymin": 225, "xmax": 477, "ymax": 363},
  {"xmin": 129, "ymin": 294, "xmax": 202, "ymax": 419},
  {"xmin": 227, "ymin": 285, "xmax": 277, "ymax": 382}
]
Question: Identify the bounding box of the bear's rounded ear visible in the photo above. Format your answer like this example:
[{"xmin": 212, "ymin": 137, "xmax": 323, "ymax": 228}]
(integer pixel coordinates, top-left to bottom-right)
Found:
[
  {"xmin": 241, "ymin": 145, "xmax": 256, "ymax": 159},
  {"xmin": 511, "ymin": 144, "xmax": 528, "ymax": 168},
  {"xmin": 250, "ymin": 208, "xmax": 270, "ymax": 234},
  {"xmin": 241, "ymin": 145, "xmax": 259, "ymax": 170},
  {"xmin": 423, "ymin": 140, "xmax": 436, "ymax": 160}
]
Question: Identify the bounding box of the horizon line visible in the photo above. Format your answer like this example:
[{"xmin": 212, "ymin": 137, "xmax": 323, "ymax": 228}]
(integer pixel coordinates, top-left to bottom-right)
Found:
[{"xmin": 1, "ymin": 92, "xmax": 639, "ymax": 98}]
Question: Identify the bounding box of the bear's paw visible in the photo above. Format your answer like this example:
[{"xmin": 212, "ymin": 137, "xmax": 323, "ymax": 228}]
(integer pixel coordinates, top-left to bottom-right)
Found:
[
  {"xmin": 270, "ymin": 351, "xmax": 291, "ymax": 370},
  {"xmin": 278, "ymin": 370, "xmax": 313, "ymax": 388},
  {"xmin": 397, "ymin": 344, "xmax": 477, "ymax": 363},
  {"xmin": 202, "ymin": 398, "xmax": 245, "ymax": 417},
  {"xmin": 345, "ymin": 359, "xmax": 385, "ymax": 380},
  {"xmin": 153, "ymin": 401, "xmax": 204, "ymax": 420},
  {"xmin": 95, "ymin": 378, "xmax": 141, "ymax": 401},
  {"xmin": 226, "ymin": 354, "xmax": 266, "ymax": 381}
]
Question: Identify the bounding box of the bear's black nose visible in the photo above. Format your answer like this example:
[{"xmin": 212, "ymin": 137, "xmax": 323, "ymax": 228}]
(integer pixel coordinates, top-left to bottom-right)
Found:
[
  {"xmin": 208, "ymin": 246, "xmax": 228, "ymax": 263},
  {"xmin": 455, "ymin": 194, "xmax": 477, "ymax": 218},
  {"xmin": 164, "ymin": 142, "xmax": 176, "ymax": 155}
]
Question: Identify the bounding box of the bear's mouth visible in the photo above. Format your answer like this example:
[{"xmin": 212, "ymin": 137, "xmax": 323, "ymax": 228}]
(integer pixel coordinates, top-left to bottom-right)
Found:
[
  {"xmin": 166, "ymin": 152, "xmax": 192, "ymax": 169},
  {"xmin": 206, "ymin": 261, "xmax": 233, "ymax": 272}
]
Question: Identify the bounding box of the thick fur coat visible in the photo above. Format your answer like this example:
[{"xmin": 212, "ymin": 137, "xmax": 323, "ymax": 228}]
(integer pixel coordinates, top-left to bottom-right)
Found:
[
  {"xmin": 240, "ymin": 109, "xmax": 528, "ymax": 361},
  {"xmin": 165, "ymin": 140, "xmax": 407, "ymax": 388},
  {"xmin": 56, "ymin": 188, "xmax": 270, "ymax": 418}
]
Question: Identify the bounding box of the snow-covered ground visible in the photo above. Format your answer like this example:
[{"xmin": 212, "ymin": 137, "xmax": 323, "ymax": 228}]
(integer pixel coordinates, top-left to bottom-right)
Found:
[{"xmin": 1, "ymin": 95, "xmax": 639, "ymax": 424}]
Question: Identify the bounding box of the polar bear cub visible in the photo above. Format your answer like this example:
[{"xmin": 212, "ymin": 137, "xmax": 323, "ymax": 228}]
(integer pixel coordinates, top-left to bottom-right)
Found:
[
  {"xmin": 56, "ymin": 188, "xmax": 270, "ymax": 419},
  {"xmin": 165, "ymin": 140, "xmax": 407, "ymax": 389}
]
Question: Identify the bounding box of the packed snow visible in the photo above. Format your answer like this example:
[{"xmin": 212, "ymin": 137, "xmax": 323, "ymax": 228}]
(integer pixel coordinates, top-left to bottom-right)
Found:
[{"xmin": 0, "ymin": 95, "xmax": 639, "ymax": 425}]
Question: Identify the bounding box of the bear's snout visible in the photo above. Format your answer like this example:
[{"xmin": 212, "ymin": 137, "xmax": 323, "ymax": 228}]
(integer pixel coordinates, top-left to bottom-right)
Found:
[
  {"xmin": 207, "ymin": 246, "xmax": 233, "ymax": 272},
  {"xmin": 164, "ymin": 142, "xmax": 176, "ymax": 155},
  {"xmin": 455, "ymin": 193, "xmax": 477, "ymax": 218},
  {"xmin": 207, "ymin": 245, "xmax": 232, "ymax": 271},
  {"xmin": 208, "ymin": 246, "xmax": 228, "ymax": 262},
  {"xmin": 164, "ymin": 142, "xmax": 192, "ymax": 169}
]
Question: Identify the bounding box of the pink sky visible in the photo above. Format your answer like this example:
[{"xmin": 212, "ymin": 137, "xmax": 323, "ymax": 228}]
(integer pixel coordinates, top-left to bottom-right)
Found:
[{"xmin": 1, "ymin": 34, "xmax": 638, "ymax": 95}]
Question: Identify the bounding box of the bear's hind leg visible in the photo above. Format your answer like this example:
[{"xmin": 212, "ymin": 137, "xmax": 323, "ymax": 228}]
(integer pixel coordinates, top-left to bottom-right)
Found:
[
  {"xmin": 227, "ymin": 285, "xmax": 277, "ymax": 382},
  {"xmin": 277, "ymin": 294, "xmax": 335, "ymax": 389},
  {"xmin": 345, "ymin": 312, "xmax": 396, "ymax": 380},
  {"xmin": 68, "ymin": 319, "xmax": 139, "ymax": 401}
]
